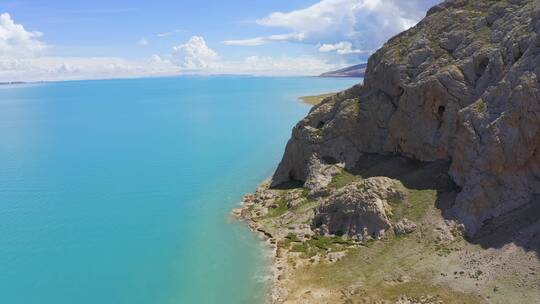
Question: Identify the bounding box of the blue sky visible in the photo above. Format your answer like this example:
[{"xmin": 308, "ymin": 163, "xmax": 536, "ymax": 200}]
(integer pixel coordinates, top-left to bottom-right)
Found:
[{"xmin": 0, "ymin": 0, "xmax": 440, "ymax": 81}]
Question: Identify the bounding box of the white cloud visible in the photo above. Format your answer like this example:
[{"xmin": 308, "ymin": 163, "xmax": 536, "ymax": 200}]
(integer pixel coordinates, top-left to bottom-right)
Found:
[
  {"xmin": 172, "ymin": 36, "xmax": 219, "ymax": 69},
  {"xmin": 0, "ymin": 56, "xmax": 181, "ymax": 82},
  {"xmin": 232, "ymin": 55, "xmax": 337, "ymax": 76},
  {"xmin": 0, "ymin": 10, "xmax": 346, "ymax": 83},
  {"xmin": 0, "ymin": 13, "xmax": 176, "ymax": 82},
  {"xmin": 224, "ymin": 33, "xmax": 304, "ymax": 46},
  {"xmin": 318, "ymin": 41, "xmax": 367, "ymax": 54},
  {"xmin": 168, "ymin": 35, "xmax": 336, "ymax": 75},
  {"xmin": 0, "ymin": 30, "xmax": 339, "ymax": 81},
  {"xmin": 230, "ymin": 0, "xmax": 438, "ymax": 52},
  {"xmin": 0, "ymin": 12, "xmax": 46, "ymax": 56},
  {"xmin": 137, "ymin": 38, "xmax": 149, "ymax": 47},
  {"xmin": 0, "ymin": 54, "xmax": 340, "ymax": 82},
  {"xmin": 148, "ymin": 54, "xmax": 165, "ymax": 64}
]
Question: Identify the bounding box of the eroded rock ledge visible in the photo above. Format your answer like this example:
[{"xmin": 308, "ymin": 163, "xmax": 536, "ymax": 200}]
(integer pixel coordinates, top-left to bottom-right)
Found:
[
  {"xmin": 235, "ymin": 156, "xmax": 539, "ymax": 303},
  {"xmin": 312, "ymin": 177, "xmax": 404, "ymax": 241},
  {"xmin": 271, "ymin": 0, "xmax": 540, "ymax": 237}
]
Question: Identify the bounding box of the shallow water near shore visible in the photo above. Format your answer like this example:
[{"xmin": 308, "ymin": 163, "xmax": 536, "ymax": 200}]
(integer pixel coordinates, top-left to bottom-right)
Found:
[{"xmin": 0, "ymin": 76, "xmax": 358, "ymax": 304}]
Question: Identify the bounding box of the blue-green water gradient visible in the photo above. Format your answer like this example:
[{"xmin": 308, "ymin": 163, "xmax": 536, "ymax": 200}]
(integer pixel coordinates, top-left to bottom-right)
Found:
[{"xmin": 0, "ymin": 76, "xmax": 359, "ymax": 304}]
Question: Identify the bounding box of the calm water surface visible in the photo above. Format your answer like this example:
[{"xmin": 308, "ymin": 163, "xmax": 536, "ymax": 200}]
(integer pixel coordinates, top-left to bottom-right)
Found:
[{"xmin": 0, "ymin": 76, "xmax": 359, "ymax": 304}]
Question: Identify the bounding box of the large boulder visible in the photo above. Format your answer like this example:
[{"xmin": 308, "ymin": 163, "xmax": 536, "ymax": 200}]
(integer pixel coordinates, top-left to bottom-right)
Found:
[
  {"xmin": 312, "ymin": 177, "xmax": 405, "ymax": 241},
  {"xmin": 272, "ymin": 0, "xmax": 540, "ymax": 237}
]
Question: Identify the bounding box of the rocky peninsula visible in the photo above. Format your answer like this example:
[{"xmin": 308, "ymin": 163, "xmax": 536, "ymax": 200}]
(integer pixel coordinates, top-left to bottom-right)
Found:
[{"xmin": 234, "ymin": 0, "xmax": 540, "ymax": 303}]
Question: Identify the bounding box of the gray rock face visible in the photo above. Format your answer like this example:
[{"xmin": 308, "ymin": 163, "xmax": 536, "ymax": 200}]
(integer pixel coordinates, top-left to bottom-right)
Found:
[
  {"xmin": 312, "ymin": 177, "xmax": 405, "ymax": 240},
  {"xmin": 272, "ymin": 0, "xmax": 540, "ymax": 236},
  {"xmin": 303, "ymin": 157, "xmax": 342, "ymax": 199},
  {"xmin": 394, "ymin": 219, "xmax": 418, "ymax": 236}
]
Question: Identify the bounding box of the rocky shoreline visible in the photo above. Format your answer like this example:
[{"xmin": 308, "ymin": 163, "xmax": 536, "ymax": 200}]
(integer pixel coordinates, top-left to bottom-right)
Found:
[
  {"xmin": 232, "ymin": 0, "xmax": 540, "ymax": 302},
  {"xmin": 233, "ymin": 158, "xmax": 539, "ymax": 303},
  {"xmin": 232, "ymin": 181, "xmax": 300, "ymax": 304}
]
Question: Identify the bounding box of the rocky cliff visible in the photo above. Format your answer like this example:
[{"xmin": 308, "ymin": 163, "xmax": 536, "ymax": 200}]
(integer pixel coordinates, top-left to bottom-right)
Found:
[{"xmin": 272, "ymin": 0, "xmax": 540, "ymax": 237}]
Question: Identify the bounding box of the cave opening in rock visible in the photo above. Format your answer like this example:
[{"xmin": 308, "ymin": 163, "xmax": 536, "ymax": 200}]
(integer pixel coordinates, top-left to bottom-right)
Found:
[
  {"xmin": 316, "ymin": 121, "xmax": 325, "ymax": 129},
  {"xmin": 438, "ymin": 105, "xmax": 446, "ymax": 117},
  {"xmin": 288, "ymin": 170, "xmax": 296, "ymax": 181},
  {"xmin": 476, "ymin": 57, "xmax": 490, "ymax": 76}
]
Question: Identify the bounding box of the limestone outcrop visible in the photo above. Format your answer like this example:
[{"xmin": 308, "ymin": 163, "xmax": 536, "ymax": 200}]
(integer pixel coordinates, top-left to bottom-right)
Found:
[
  {"xmin": 394, "ymin": 219, "xmax": 418, "ymax": 236},
  {"xmin": 312, "ymin": 177, "xmax": 405, "ymax": 240},
  {"xmin": 272, "ymin": 0, "xmax": 540, "ymax": 236}
]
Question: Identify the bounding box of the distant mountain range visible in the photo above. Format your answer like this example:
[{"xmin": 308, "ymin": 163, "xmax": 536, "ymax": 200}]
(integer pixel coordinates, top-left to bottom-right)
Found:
[
  {"xmin": 319, "ymin": 63, "xmax": 367, "ymax": 78},
  {"xmin": 0, "ymin": 81, "xmax": 26, "ymax": 85}
]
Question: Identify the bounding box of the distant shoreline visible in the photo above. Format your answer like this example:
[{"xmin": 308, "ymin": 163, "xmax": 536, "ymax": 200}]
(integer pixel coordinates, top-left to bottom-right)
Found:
[
  {"xmin": 318, "ymin": 76, "xmax": 364, "ymax": 78},
  {"xmin": 0, "ymin": 81, "xmax": 27, "ymax": 85},
  {"xmin": 298, "ymin": 92, "xmax": 337, "ymax": 106},
  {"xmin": 319, "ymin": 63, "xmax": 367, "ymax": 78}
]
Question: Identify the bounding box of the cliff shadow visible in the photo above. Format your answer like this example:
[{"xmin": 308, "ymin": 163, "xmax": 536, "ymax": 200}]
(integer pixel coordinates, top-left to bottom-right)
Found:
[
  {"xmin": 471, "ymin": 197, "xmax": 540, "ymax": 256},
  {"xmin": 350, "ymin": 154, "xmax": 540, "ymax": 257},
  {"xmin": 350, "ymin": 153, "xmax": 456, "ymax": 193},
  {"xmin": 271, "ymin": 180, "xmax": 304, "ymax": 190}
]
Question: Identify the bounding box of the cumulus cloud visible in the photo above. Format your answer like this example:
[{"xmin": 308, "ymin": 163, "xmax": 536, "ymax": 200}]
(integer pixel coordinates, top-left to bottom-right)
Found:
[
  {"xmin": 0, "ymin": 13, "xmax": 181, "ymax": 82},
  {"xmin": 224, "ymin": 33, "xmax": 305, "ymax": 46},
  {"xmin": 0, "ymin": 11, "xmax": 345, "ymax": 82},
  {"xmin": 148, "ymin": 54, "xmax": 165, "ymax": 64},
  {"xmin": 229, "ymin": 0, "xmax": 439, "ymax": 53},
  {"xmin": 233, "ymin": 55, "xmax": 337, "ymax": 76},
  {"xmin": 0, "ymin": 31, "xmax": 338, "ymax": 81},
  {"xmin": 172, "ymin": 36, "xmax": 219, "ymax": 69},
  {"xmin": 0, "ymin": 12, "xmax": 46, "ymax": 56},
  {"xmin": 169, "ymin": 36, "xmax": 336, "ymax": 75},
  {"xmin": 0, "ymin": 56, "xmax": 181, "ymax": 82},
  {"xmin": 0, "ymin": 55, "xmax": 339, "ymax": 82},
  {"xmin": 318, "ymin": 41, "xmax": 367, "ymax": 54},
  {"xmin": 168, "ymin": 36, "xmax": 339, "ymax": 75}
]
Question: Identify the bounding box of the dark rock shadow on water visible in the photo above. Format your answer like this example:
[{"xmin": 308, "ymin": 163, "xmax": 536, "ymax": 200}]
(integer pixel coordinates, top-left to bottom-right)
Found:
[{"xmin": 350, "ymin": 153, "xmax": 540, "ymax": 257}]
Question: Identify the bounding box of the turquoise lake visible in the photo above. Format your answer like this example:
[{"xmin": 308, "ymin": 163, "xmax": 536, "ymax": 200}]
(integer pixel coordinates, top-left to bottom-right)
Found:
[{"xmin": 0, "ymin": 76, "xmax": 359, "ymax": 304}]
